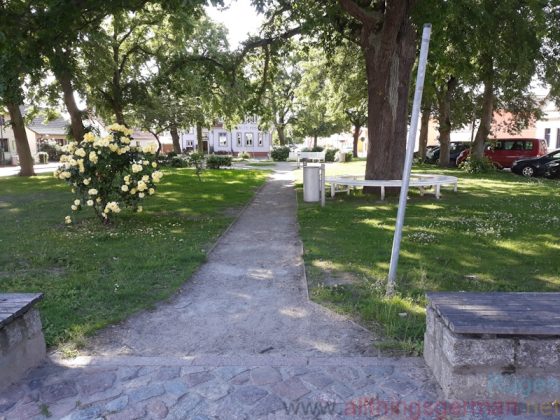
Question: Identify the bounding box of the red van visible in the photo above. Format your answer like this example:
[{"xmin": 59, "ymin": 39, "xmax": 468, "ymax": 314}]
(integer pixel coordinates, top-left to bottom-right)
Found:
[{"xmin": 456, "ymin": 138, "xmax": 548, "ymax": 168}]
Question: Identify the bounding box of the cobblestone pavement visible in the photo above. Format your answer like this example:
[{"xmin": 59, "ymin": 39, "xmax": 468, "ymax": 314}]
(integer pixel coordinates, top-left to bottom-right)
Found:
[
  {"xmin": 1, "ymin": 355, "xmax": 443, "ymax": 419},
  {"xmin": 0, "ymin": 166, "xmax": 534, "ymax": 419}
]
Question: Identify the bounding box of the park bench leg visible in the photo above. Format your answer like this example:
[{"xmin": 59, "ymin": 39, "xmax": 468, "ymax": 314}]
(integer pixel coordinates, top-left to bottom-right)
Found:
[
  {"xmin": 453, "ymin": 182, "xmax": 457, "ymax": 192},
  {"xmin": 331, "ymin": 183, "xmax": 335, "ymax": 198},
  {"xmin": 381, "ymin": 186, "xmax": 385, "ymax": 201},
  {"xmin": 419, "ymin": 186, "xmax": 425, "ymax": 196},
  {"xmin": 435, "ymin": 184, "xmax": 441, "ymax": 199}
]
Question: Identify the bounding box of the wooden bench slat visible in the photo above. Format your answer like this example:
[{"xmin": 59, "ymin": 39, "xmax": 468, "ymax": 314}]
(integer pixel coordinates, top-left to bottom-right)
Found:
[
  {"xmin": 427, "ymin": 292, "xmax": 560, "ymax": 336},
  {"xmin": 0, "ymin": 293, "xmax": 43, "ymax": 328}
]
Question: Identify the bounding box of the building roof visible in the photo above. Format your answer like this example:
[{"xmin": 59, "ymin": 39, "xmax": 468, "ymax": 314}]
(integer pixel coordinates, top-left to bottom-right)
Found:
[{"xmin": 26, "ymin": 112, "xmax": 68, "ymax": 136}]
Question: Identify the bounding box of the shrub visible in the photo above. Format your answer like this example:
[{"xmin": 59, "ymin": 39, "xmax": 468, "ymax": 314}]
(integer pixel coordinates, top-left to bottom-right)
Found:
[
  {"xmin": 325, "ymin": 148, "xmax": 338, "ymax": 162},
  {"xmin": 38, "ymin": 140, "xmax": 63, "ymax": 161},
  {"xmin": 238, "ymin": 151, "xmax": 251, "ymax": 160},
  {"xmin": 54, "ymin": 124, "xmax": 162, "ymax": 224},
  {"xmin": 311, "ymin": 146, "xmax": 324, "ymax": 152},
  {"xmin": 206, "ymin": 154, "xmax": 233, "ymax": 169},
  {"xmin": 166, "ymin": 151, "xmax": 178, "ymax": 158},
  {"xmin": 37, "ymin": 152, "xmax": 49, "ymax": 164},
  {"xmin": 188, "ymin": 152, "xmax": 205, "ymax": 180},
  {"xmin": 345, "ymin": 152, "xmax": 353, "ymax": 162},
  {"xmin": 459, "ymin": 156, "xmax": 496, "ymax": 174},
  {"xmin": 271, "ymin": 146, "xmax": 290, "ymax": 162}
]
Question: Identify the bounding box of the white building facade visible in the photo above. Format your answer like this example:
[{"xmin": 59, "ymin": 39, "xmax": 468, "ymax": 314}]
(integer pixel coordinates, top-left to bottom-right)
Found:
[{"xmin": 181, "ymin": 117, "xmax": 272, "ymax": 158}]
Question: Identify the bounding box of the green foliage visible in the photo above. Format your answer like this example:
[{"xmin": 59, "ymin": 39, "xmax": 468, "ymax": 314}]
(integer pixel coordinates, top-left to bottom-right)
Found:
[
  {"xmin": 206, "ymin": 154, "xmax": 232, "ymax": 169},
  {"xmin": 271, "ymin": 146, "xmax": 290, "ymax": 161},
  {"xmin": 168, "ymin": 155, "xmax": 191, "ymax": 168},
  {"xmin": 54, "ymin": 125, "xmax": 162, "ymax": 224},
  {"xmin": 459, "ymin": 156, "xmax": 496, "ymax": 174},
  {"xmin": 291, "ymin": 49, "xmax": 346, "ymax": 143},
  {"xmin": 344, "ymin": 152, "xmax": 353, "ymax": 162},
  {"xmin": 324, "ymin": 148, "xmax": 338, "ymax": 162}
]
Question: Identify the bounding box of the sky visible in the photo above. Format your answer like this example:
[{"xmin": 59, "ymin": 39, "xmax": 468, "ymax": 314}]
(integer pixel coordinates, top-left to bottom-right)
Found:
[{"xmin": 205, "ymin": 0, "xmax": 264, "ymax": 49}]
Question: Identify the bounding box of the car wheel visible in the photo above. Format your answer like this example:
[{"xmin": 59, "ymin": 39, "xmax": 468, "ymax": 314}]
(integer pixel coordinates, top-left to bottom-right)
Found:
[{"xmin": 521, "ymin": 165, "xmax": 535, "ymax": 177}]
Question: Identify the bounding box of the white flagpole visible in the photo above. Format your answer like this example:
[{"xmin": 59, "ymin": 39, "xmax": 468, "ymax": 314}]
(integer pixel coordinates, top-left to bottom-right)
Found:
[{"xmin": 386, "ymin": 24, "xmax": 432, "ymax": 296}]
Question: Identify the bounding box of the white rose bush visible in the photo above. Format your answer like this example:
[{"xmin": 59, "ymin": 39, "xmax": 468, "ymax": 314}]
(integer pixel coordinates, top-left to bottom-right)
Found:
[{"xmin": 54, "ymin": 124, "xmax": 163, "ymax": 224}]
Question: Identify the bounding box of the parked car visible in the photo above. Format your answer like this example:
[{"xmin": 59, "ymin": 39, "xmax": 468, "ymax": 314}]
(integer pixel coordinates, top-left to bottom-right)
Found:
[
  {"xmin": 456, "ymin": 138, "xmax": 548, "ymax": 169},
  {"xmin": 425, "ymin": 142, "xmax": 471, "ymax": 166},
  {"xmin": 511, "ymin": 149, "xmax": 560, "ymax": 177}
]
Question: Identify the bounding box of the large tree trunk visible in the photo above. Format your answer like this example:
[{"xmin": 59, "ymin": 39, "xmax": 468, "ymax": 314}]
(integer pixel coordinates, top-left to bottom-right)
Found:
[
  {"xmin": 196, "ymin": 122, "xmax": 204, "ymax": 154},
  {"xmin": 113, "ymin": 103, "xmax": 126, "ymax": 126},
  {"xmin": 418, "ymin": 108, "xmax": 430, "ymax": 161},
  {"xmin": 361, "ymin": 2, "xmax": 416, "ymax": 193},
  {"xmin": 55, "ymin": 69, "xmax": 85, "ymax": 142},
  {"xmin": 7, "ymin": 103, "xmax": 35, "ymax": 176},
  {"xmin": 170, "ymin": 124, "xmax": 181, "ymax": 154},
  {"xmin": 437, "ymin": 77, "xmax": 457, "ymax": 167},
  {"xmin": 472, "ymin": 76, "xmax": 494, "ymax": 159},
  {"xmin": 276, "ymin": 125, "xmax": 286, "ymax": 145},
  {"xmin": 313, "ymin": 134, "xmax": 318, "ymax": 149},
  {"xmin": 352, "ymin": 124, "xmax": 361, "ymax": 158}
]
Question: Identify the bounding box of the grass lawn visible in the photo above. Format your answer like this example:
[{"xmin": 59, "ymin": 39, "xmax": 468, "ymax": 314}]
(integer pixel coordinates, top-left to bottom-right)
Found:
[
  {"xmin": 297, "ymin": 161, "xmax": 560, "ymax": 354},
  {"xmin": 0, "ymin": 168, "xmax": 267, "ymax": 353}
]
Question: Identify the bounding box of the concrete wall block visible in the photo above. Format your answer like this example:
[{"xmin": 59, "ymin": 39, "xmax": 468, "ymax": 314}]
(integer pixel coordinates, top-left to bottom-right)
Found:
[
  {"xmin": 442, "ymin": 326, "xmax": 514, "ymax": 369},
  {"xmin": 425, "ymin": 306, "xmax": 436, "ymax": 336},
  {"xmin": 22, "ymin": 308, "xmax": 43, "ymax": 338},
  {"xmin": 4, "ymin": 318, "xmax": 24, "ymax": 347},
  {"xmin": 518, "ymin": 338, "xmax": 560, "ymax": 369}
]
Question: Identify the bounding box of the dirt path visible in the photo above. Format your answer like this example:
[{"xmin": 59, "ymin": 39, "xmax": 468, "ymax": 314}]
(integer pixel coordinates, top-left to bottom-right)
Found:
[{"xmin": 86, "ymin": 165, "xmax": 377, "ymax": 358}]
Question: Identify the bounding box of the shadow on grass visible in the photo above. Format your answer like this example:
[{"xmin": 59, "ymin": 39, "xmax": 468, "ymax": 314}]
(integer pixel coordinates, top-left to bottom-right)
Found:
[{"xmin": 298, "ymin": 167, "xmax": 560, "ymax": 353}]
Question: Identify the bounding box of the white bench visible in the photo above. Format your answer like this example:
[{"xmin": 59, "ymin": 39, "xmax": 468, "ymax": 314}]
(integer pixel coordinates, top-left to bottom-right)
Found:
[{"xmin": 326, "ymin": 174, "xmax": 458, "ymax": 200}]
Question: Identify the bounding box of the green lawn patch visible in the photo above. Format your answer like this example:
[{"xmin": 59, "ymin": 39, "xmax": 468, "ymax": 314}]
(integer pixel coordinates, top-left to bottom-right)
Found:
[
  {"xmin": 298, "ymin": 163, "xmax": 560, "ymax": 354},
  {"xmin": 0, "ymin": 168, "xmax": 267, "ymax": 352}
]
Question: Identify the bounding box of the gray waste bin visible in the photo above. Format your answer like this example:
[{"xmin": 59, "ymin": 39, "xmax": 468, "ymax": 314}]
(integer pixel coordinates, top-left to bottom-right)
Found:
[{"xmin": 303, "ymin": 165, "xmax": 321, "ymax": 202}]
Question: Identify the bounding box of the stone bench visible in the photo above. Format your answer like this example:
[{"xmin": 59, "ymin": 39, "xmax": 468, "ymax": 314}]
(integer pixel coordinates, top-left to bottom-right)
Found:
[
  {"xmin": 0, "ymin": 293, "xmax": 46, "ymax": 392},
  {"xmin": 424, "ymin": 292, "xmax": 560, "ymax": 403}
]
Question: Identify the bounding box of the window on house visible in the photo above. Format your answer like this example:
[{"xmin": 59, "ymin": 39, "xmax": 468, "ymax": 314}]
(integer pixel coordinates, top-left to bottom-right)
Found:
[
  {"xmin": 545, "ymin": 128, "xmax": 551, "ymax": 146},
  {"xmin": 245, "ymin": 133, "xmax": 253, "ymax": 146},
  {"xmin": 236, "ymin": 133, "xmax": 242, "ymax": 147},
  {"xmin": 218, "ymin": 133, "xmax": 228, "ymax": 147},
  {"xmin": 257, "ymin": 132, "xmax": 263, "ymax": 147},
  {"xmin": 0, "ymin": 138, "xmax": 8, "ymax": 152}
]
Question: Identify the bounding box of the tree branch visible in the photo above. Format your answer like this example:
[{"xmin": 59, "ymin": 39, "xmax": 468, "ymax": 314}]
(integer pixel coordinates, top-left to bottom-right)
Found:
[{"xmin": 337, "ymin": 0, "xmax": 382, "ymax": 24}]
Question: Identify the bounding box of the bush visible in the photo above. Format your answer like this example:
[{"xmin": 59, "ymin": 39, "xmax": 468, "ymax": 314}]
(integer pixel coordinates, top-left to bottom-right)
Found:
[
  {"xmin": 168, "ymin": 155, "xmax": 190, "ymax": 168},
  {"xmin": 301, "ymin": 146, "xmax": 324, "ymax": 153},
  {"xmin": 166, "ymin": 151, "xmax": 178, "ymax": 158},
  {"xmin": 325, "ymin": 148, "xmax": 338, "ymax": 162},
  {"xmin": 206, "ymin": 154, "xmax": 233, "ymax": 169},
  {"xmin": 37, "ymin": 151, "xmax": 49, "ymax": 164},
  {"xmin": 54, "ymin": 124, "xmax": 162, "ymax": 224},
  {"xmin": 459, "ymin": 156, "xmax": 496, "ymax": 174},
  {"xmin": 238, "ymin": 151, "xmax": 251, "ymax": 160},
  {"xmin": 38, "ymin": 140, "xmax": 63, "ymax": 162},
  {"xmin": 345, "ymin": 152, "xmax": 353, "ymax": 162},
  {"xmin": 271, "ymin": 146, "xmax": 290, "ymax": 162}
]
